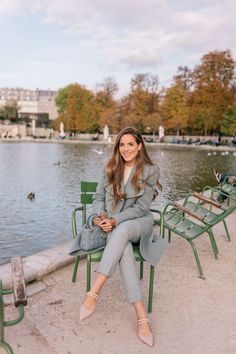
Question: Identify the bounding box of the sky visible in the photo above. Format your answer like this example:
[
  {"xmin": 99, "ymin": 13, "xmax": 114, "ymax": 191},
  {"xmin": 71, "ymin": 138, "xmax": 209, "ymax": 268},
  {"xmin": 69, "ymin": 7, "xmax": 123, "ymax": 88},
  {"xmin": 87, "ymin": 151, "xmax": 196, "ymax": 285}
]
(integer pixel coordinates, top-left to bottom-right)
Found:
[{"xmin": 0, "ymin": 0, "xmax": 235, "ymax": 97}]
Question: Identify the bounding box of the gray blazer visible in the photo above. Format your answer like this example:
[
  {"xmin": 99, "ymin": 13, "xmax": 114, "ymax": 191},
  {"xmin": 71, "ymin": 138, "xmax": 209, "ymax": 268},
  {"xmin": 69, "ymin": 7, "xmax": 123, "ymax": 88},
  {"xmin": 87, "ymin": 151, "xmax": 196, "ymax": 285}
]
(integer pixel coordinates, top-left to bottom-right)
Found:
[{"xmin": 92, "ymin": 164, "xmax": 166, "ymax": 266}]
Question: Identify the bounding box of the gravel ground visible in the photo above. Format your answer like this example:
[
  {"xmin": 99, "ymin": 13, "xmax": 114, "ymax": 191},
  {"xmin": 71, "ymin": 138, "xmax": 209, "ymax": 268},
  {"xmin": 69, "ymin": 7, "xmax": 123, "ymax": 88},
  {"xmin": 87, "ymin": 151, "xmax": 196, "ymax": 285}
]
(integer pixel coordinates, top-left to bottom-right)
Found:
[{"xmin": 1, "ymin": 212, "xmax": 236, "ymax": 354}]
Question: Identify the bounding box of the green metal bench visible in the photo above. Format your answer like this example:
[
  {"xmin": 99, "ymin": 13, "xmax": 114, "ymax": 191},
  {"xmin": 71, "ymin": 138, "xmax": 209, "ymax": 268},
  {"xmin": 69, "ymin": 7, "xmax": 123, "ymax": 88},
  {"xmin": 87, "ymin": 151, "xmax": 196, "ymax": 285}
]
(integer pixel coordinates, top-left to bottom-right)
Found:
[
  {"xmin": 0, "ymin": 257, "xmax": 27, "ymax": 354},
  {"xmin": 71, "ymin": 181, "xmax": 163, "ymax": 313}
]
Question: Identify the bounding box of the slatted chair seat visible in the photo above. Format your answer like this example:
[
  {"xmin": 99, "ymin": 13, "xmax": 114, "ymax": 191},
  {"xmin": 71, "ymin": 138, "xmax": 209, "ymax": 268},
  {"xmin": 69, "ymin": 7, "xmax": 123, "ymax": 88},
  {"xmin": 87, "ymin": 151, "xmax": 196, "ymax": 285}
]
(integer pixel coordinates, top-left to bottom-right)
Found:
[
  {"xmin": 184, "ymin": 201, "xmax": 223, "ymax": 223},
  {"xmin": 163, "ymin": 209, "xmax": 207, "ymax": 239},
  {"xmin": 175, "ymin": 221, "xmax": 204, "ymax": 238},
  {"xmin": 185, "ymin": 191, "xmax": 236, "ymax": 242}
]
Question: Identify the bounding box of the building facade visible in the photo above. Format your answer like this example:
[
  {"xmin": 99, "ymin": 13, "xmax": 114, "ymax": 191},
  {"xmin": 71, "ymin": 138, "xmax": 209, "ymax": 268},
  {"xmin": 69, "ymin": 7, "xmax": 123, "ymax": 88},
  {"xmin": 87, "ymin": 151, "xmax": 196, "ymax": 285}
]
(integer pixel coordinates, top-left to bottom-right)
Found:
[{"xmin": 0, "ymin": 87, "xmax": 58, "ymax": 120}]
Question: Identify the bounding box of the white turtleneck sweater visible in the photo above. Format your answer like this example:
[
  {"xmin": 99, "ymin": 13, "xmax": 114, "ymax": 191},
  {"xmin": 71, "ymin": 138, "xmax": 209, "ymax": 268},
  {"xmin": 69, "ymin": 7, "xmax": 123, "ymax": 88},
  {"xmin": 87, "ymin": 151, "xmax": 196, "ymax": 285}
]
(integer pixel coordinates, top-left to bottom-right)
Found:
[{"xmin": 124, "ymin": 165, "xmax": 133, "ymax": 185}]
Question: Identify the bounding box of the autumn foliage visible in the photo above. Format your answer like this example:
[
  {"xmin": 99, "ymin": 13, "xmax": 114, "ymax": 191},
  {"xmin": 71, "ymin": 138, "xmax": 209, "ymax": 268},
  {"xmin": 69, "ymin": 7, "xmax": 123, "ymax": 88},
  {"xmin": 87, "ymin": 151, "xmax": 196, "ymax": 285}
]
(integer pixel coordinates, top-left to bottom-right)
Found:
[{"xmin": 53, "ymin": 50, "xmax": 236, "ymax": 136}]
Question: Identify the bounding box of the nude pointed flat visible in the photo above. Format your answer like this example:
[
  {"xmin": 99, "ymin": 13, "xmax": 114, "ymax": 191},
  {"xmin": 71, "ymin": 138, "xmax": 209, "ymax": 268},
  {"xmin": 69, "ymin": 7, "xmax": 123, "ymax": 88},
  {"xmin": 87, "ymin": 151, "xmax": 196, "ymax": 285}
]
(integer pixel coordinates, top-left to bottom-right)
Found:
[
  {"xmin": 80, "ymin": 291, "xmax": 99, "ymax": 321},
  {"xmin": 137, "ymin": 318, "xmax": 154, "ymax": 348}
]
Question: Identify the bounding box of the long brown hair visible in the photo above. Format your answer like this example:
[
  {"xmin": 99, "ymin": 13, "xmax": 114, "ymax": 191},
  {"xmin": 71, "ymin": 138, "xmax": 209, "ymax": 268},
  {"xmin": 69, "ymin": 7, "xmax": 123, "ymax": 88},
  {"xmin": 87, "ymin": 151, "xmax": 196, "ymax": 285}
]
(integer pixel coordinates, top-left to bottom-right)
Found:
[{"xmin": 106, "ymin": 127, "xmax": 158, "ymax": 207}]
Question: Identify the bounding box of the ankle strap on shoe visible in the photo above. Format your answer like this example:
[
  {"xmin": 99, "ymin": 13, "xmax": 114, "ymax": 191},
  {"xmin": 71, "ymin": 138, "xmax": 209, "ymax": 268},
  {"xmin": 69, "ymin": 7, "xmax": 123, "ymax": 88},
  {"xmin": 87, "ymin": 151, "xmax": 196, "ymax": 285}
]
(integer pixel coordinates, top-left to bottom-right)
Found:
[
  {"xmin": 87, "ymin": 291, "xmax": 99, "ymax": 300},
  {"xmin": 137, "ymin": 318, "xmax": 150, "ymax": 325}
]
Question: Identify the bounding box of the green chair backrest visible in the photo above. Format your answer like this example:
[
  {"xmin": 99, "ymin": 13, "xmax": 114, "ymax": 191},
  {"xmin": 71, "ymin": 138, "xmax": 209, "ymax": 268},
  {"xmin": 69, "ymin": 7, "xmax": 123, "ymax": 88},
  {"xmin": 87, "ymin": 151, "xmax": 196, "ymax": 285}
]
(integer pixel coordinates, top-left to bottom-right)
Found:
[
  {"xmin": 81, "ymin": 181, "xmax": 98, "ymax": 204},
  {"xmin": 80, "ymin": 181, "xmax": 98, "ymax": 224}
]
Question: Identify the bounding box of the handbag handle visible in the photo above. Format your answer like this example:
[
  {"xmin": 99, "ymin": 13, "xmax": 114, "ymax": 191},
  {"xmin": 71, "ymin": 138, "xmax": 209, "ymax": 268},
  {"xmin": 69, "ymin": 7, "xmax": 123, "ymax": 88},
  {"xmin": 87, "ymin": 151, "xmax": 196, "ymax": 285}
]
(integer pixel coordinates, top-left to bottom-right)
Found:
[
  {"xmin": 86, "ymin": 213, "xmax": 107, "ymax": 239},
  {"xmin": 86, "ymin": 213, "xmax": 98, "ymax": 227}
]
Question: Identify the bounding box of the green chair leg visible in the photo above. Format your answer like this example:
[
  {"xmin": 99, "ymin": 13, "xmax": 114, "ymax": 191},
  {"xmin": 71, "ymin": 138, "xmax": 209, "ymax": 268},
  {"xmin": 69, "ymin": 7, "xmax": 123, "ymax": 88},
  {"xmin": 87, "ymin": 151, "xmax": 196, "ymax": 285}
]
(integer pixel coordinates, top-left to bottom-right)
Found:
[
  {"xmin": 86, "ymin": 254, "xmax": 92, "ymax": 292},
  {"xmin": 187, "ymin": 240, "xmax": 205, "ymax": 279},
  {"xmin": 207, "ymin": 230, "xmax": 219, "ymax": 259},
  {"xmin": 223, "ymin": 219, "xmax": 231, "ymax": 241},
  {"xmin": 168, "ymin": 229, "xmax": 171, "ymax": 243},
  {"xmin": 148, "ymin": 266, "xmax": 155, "ymax": 313},
  {"xmin": 0, "ymin": 282, "xmax": 12, "ymax": 354},
  {"xmin": 1, "ymin": 278, "xmax": 26, "ymax": 354},
  {"xmin": 0, "ymin": 341, "xmax": 14, "ymax": 354},
  {"xmin": 140, "ymin": 261, "xmax": 144, "ymax": 280},
  {"xmin": 72, "ymin": 256, "xmax": 80, "ymax": 282}
]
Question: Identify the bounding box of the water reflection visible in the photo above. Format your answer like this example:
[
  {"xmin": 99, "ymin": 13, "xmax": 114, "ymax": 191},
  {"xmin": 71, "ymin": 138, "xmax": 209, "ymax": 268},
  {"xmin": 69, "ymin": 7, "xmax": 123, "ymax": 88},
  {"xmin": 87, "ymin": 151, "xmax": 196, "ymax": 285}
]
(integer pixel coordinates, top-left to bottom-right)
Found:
[{"xmin": 0, "ymin": 142, "xmax": 235, "ymax": 265}]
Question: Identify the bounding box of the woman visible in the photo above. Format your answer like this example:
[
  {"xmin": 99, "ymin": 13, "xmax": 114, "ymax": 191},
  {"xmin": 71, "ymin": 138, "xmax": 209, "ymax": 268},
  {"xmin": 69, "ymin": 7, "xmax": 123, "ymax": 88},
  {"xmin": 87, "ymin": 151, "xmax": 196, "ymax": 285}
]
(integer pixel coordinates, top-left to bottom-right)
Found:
[
  {"xmin": 214, "ymin": 169, "xmax": 236, "ymax": 185},
  {"xmin": 80, "ymin": 127, "xmax": 166, "ymax": 347},
  {"xmin": 213, "ymin": 169, "xmax": 236, "ymax": 202}
]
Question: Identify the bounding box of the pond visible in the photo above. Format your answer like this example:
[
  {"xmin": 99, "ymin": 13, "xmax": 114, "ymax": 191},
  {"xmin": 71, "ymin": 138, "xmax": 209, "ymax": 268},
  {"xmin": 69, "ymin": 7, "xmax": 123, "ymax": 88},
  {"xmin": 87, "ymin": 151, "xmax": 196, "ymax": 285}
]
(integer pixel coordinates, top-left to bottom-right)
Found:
[{"xmin": 0, "ymin": 141, "xmax": 235, "ymax": 265}]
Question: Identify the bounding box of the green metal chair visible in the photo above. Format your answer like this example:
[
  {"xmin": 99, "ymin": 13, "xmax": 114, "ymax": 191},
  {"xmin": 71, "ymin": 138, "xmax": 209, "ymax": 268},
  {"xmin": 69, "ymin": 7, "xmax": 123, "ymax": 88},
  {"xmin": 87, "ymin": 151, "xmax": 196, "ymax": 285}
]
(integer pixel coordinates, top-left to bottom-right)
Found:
[
  {"xmin": 71, "ymin": 181, "xmax": 162, "ymax": 313},
  {"xmin": 0, "ymin": 257, "xmax": 27, "ymax": 354},
  {"xmin": 182, "ymin": 191, "xmax": 235, "ymax": 242},
  {"xmin": 151, "ymin": 201, "xmax": 220, "ymax": 279},
  {"xmin": 71, "ymin": 181, "xmax": 98, "ymax": 285}
]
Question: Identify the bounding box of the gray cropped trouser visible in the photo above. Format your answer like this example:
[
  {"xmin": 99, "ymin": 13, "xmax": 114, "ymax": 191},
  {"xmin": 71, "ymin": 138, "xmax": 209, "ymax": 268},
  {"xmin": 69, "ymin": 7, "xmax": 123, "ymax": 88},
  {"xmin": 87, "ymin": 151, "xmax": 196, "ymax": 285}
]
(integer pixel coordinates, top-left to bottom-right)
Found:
[{"xmin": 98, "ymin": 219, "xmax": 142, "ymax": 303}]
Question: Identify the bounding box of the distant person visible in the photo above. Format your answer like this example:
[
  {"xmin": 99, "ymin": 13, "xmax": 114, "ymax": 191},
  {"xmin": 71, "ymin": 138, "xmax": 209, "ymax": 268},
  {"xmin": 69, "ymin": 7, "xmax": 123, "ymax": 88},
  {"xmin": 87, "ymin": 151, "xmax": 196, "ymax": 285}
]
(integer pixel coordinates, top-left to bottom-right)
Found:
[
  {"xmin": 72, "ymin": 127, "xmax": 166, "ymax": 347},
  {"xmin": 214, "ymin": 169, "xmax": 236, "ymax": 185},
  {"xmin": 213, "ymin": 169, "xmax": 236, "ymax": 203},
  {"xmin": 92, "ymin": 132, "xmax": 99, "ymax": 141},
  {"xmin": 231, "ymin": 136, "xmax": 236, "ymax": 146}
]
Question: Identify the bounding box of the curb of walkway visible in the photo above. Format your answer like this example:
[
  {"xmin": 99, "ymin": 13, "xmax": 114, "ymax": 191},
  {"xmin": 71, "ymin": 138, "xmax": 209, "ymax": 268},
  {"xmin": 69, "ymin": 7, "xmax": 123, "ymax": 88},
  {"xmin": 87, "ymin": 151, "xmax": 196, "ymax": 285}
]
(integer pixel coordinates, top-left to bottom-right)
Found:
[{"xmin": 0, "ymin": 240, "xmax": 76, "ymax": 288}]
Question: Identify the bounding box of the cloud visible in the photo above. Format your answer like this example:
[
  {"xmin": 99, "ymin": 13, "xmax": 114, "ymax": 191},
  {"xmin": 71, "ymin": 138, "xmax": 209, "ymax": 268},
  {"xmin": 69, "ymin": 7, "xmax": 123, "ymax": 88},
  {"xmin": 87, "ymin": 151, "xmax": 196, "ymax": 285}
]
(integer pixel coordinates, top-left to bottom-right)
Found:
[
  {"xmin": 0, "ymin": 0, "xmax": 37, "ymax": 16},
  {"xmin": 1, "ymin": 0, "xmax": 236, "ymax": 85},
  {"xmin": 120, "ymin": 52, "xmax": 163, "ymax": 70},
  {"xmin": 48, "ymin": 1, "xmax": 236, "ymax": 66}
]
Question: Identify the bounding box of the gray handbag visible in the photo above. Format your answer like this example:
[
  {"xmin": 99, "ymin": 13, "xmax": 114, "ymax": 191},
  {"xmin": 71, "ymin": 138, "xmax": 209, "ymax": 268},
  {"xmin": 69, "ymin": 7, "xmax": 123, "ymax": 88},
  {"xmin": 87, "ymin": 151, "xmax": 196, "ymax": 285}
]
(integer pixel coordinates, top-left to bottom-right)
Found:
[{"xmin": 69, "ymin": 214, "xmax": 107, "ymax": 256}]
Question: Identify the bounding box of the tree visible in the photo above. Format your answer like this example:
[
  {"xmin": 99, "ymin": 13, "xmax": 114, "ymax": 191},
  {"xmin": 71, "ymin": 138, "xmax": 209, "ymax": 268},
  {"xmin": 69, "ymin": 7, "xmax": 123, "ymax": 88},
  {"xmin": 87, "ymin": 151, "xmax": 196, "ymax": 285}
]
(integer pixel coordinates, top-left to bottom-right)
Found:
[
  {"xmin": 55, "ymin": 83, "xmax": 98, "ymax": 132},
  {"xmin": 142, "ymin": 113, "xmax": 162, "ymax": 133},
  {"xmin": 0, "ymin": 100, "xmax": 19, "ymax": 121},
  {"xmin": 174, "ymin": 66, "xmax": 193, "ymax": 91},
  {"xmin": 66, "ymin": 84, "xmax": 97, "ymax": 132},
  {"xmin": 96, "ymin": 77, "xmax": 118, "ymax": 98},
  {"xmin": 191, "ymin": 50, "xmax": 235, "ymax": 134},
  {"xmin": 51, "ymin": 114, "xmax": 66, "ymax": 132},
  {"xmin": 125, "ymin": 73, "xmax": 160, "ymax": 131},
  {"xmin": 94, "ymin": 77, "xmax": 119, "ymax": 132},
  {"xmin": 162, "ymin": 79, "xmax": 189, "ymax": 135},
  {"xmin": 221, "ymin": 104, "xmax": 236, "ymax": 136},
  {"xmin": 55, "ymin": 85, "xmax": 72, "ymax": 113},
  {"xmin": 194, "ymin": 50, "xmax": 235, "ymax": 87}
]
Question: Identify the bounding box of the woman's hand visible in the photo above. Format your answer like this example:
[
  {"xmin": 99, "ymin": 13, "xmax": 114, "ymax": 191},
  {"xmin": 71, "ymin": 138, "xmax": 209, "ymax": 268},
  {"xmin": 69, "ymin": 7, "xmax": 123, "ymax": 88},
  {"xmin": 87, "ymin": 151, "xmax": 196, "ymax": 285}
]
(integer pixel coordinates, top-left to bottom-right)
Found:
[
  {"xmin": 98, "ymin": 218, "xmax": 116, "ymax": 233},
  {"xmin": 93, "ymin": 217, "xmax": 102, "ymax": 226},
  {"xmin": 92, "ymin": 213, "xmax": 106, "ymax": 225}
]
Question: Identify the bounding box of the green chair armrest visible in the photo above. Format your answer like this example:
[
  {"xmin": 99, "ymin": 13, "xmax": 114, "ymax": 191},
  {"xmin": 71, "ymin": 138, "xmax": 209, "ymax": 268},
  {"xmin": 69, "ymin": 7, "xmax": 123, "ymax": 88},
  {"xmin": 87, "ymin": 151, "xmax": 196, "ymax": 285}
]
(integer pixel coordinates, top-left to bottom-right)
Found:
[
  {"xmin": 193, "ymin": 192, "xmax": 222, "ymax": 208},
  {"xmin": 72, "ymin": 206, "xmax": 84, "ymax": 238},
  {"xmin": 172, "ymin": 202, "xmax": 204, "ymax": 222},
  {"xmin": 150, "ymin": 208, "xmax": 164, "ymax": 238},
  {"xmin": 161, "ymin": 201, "xmax": 204, "ymax": 222}
]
